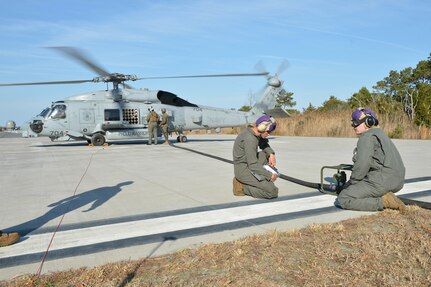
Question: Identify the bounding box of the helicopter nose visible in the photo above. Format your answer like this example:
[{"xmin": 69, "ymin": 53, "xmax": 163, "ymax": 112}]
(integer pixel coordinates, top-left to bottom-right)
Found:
[{"xmin": 30, "ymin": 120, "xmax": 44, "ymax": 134}]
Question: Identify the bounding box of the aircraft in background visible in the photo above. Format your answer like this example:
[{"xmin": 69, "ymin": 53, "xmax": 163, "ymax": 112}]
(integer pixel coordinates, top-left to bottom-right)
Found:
[{"xmin": 0, "ymin": 47, "xmax": 287, "ymax": 145}]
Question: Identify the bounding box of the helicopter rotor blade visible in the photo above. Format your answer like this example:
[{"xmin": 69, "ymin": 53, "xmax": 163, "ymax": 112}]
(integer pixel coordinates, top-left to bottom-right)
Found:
[
  {"xmin": 0, "ymin": 79, "xmax": 94, "ymax": 87},
  {"xmin": 136, "ymin": 72, "xmax": 269, "ymax": 80},
  {"xmin": 1, "ymin": 46, "xmax": 270, "ymax": 88},
  {"xmin": 276, "ymin": 59, "xmax": 290, "ymax": 75},
  {"xmin": 48, "ymin": 46, "xmax": 111, "ymax": 77},
  {"xmin": 47, "ymin": 47, "xmax": 136, "ymax": 89},
  {"xmin": 254, "ymin": 60, "xmax": 269, "ymax": 77}
]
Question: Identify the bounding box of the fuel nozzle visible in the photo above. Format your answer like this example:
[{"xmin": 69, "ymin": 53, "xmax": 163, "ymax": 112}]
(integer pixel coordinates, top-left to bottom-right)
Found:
[
  {"xmin": 320, "ymin": 164, "xmax": 353, "ymax": 194},
  {"xmin": 333, "ymin": 171, "xmax": 347, "ymax": 194}
]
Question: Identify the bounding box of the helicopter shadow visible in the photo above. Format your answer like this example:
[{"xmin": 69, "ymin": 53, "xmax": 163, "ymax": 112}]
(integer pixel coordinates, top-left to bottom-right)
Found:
[
  {"xmin": 32, "ymin": 138, "xmax": 237, "ymax": 147},
  {"xmin": 32, "ymin": 139, "xmax": 147, "ymax": 148},
  {"xmin": 3, "ymin": 181, "xmax": 133, "ymax": 237},
  {"xmin": 177, "ymin": 138, "xmax": 236, "ymax": 143},
  {"xmin": 31, "ymin": 141, "xmax": 90, "ymax": 148}
]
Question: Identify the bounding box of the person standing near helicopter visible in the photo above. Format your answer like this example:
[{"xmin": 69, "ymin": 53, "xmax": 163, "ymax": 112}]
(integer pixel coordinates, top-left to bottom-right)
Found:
[
  {"xmin": 160, "ymin": 108, "xmax": 170, "ymax": 144},
  {"xmin": 146, "ymin": 107, "xmax": 160, "ymax": 145},
  {"xmin": 232, "ymin": 115, "xmax": 279, "ymax": 199}
]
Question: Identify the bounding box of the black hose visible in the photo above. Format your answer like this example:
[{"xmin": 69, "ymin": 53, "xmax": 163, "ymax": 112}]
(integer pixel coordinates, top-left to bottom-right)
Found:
[
  {"xmin": 278, "ymin": 174, "xmax": 334, "ymax": 191},
  {"xmin": 171, "ymin": 144, "xmax": 335, "ymax": 192},
  {"xmin": 171, "ymin": 143, "xmax": 430, "ymax": 210}
]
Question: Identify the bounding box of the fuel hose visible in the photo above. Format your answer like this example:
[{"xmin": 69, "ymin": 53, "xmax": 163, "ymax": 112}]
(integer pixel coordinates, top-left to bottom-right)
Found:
[
  {"xmin": 171, "ymin": 143, "xmax": 431, "ymax": 210},
  {"xmin": 172, "ymin": 144, "xmax": 339, "ymax": 192}
]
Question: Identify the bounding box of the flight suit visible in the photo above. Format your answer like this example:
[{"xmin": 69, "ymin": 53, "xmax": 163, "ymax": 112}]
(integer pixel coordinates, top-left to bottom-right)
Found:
[
  {"xmin": 233, "ymin": 128, "xmax": 278, "ymax": 199},
  {"xmin": 160, "ymin": 111, "xmax": 169, "ymax": 142},
  {"xmin": 337, "ymin": 128, "xmax": 405, "ymax": 211},
  {"xmin": 146, "ymin": 111, "xmax": 159, "ymax": 145}
]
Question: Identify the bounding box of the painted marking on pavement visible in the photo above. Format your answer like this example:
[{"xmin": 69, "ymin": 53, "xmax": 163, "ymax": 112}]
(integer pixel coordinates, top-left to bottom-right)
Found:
[{"xmin": 1, "ymin": 180, "xmax": 429, "ymax": 262}]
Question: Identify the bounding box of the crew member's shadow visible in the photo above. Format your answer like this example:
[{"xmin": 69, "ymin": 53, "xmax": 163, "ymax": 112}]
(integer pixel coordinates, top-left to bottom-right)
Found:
[{"xmin": 4, "ymin": 181, "xmax": 133, "ymax": 237}]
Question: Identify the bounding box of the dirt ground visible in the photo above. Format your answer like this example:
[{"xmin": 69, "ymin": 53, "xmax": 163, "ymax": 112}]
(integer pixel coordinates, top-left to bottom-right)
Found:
[{"xmin": 1, "ymin": 206, "xmax": 430, "ymax": 287}]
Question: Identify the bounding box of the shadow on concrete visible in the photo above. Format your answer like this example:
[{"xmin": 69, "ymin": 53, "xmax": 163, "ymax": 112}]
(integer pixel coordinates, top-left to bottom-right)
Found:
[
  {"xmin": 32, "ymin": 141, "xmax": 89, "ymax": 147},
  {"xmin": 405, "ymin": 176, "xmax": 431, "ymax": 183},
  {"xmin": 4, "ymin": 181, "xmax": 133, "ymax": 236},
  {"xmin": 31, "ymin": 136, "xmax": 238, "ymax": 147}
]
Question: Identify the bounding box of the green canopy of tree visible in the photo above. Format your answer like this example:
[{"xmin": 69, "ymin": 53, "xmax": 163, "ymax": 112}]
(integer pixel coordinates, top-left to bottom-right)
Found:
[
  {"xmin": 303, "ymin": 103, "xmax": 317, "ymax": 113},
  {"xmin": 275, "ymin": 89, "xmax": 296, "ymax": 110},
  {"xmin": 318, "ymin": 95, "xmax": 348, "ymax": 112},
  {"xmin": 348, "ymin": 53, "xmax": 431, "ymax": 127},
  {"xmin": 238, "ymin": 105, "xmax": 252, "ymax": 112}
]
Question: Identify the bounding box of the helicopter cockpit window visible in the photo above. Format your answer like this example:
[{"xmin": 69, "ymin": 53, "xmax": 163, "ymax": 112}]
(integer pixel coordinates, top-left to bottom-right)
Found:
[
  {"xmin": 38, "ymin": 107, "xmax": 51, "ymax": 118},
  {"xmin": 49, "ymin": 104, "xmax": 66, "ymax": 119},
  {"xmin": 104, "ymin": 109, "xmax": 120, "ymax": 121}
]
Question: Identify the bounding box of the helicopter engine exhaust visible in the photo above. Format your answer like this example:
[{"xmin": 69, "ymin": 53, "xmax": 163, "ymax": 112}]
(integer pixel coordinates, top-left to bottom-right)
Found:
[{"xmin": 30, "ymin": 120, "xmax": 43, "ymax": 134}]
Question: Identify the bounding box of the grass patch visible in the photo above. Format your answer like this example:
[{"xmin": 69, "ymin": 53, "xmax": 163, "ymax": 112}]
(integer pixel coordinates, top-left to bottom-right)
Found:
[
  {"xmin": 2, "ymin": 206, "xmax": 430, "ymax": 286},
  {"xmin": 187, "ymin": 109, "xmax": 431, "ymax": 139}
]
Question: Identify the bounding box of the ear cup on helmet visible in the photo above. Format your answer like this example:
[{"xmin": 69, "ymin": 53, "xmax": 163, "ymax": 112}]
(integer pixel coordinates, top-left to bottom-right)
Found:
[
  {"xmin": 257, "ymin": 121, "xmax": 271, "ymax": 133},
  {"xmin": 365, "ymin": 116, "xmax": 377, "ymax": 127},
  {"xmin": 359, "ymin": 108, "xmax": 378, "ymax": 128},
  {"xmin": 256, "ymin": 115, "xmax": 276, "ymax": 133}
]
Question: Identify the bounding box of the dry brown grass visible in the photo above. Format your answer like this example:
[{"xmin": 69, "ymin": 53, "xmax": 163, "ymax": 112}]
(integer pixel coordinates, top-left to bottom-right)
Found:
[
  {"xmin": 190, "ymin": 110, "xmax": 431, "ymax": 139},
  {"xmin": 2, "ymin": 206, "xmax": 430, "ymax": 287},
  {"xmin": 273, "ymin": 110, "xmax": 430, "ymax": 139}
]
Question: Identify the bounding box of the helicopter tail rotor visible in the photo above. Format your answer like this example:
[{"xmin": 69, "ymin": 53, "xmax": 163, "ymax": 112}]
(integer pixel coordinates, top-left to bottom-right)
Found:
[
  {"xmin": 253, "ymin": 59, "xmax": 289, "ymax": 92},
  {"xmin": 254, "ymin": 59, "xmax": 290, "ymax": 77},
  {"xmin": 247, "ymin": 59, "xmax": 289, "ymax": 115},
  {"xmin": 276, "ymin": 59, "xmax": 290, "ymax": 76}
]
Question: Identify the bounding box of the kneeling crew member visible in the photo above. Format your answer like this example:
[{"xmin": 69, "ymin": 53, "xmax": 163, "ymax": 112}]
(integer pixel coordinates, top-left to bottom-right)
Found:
[
  {"xmin": 232, "ymin": 115, "xmax": 279, "ymax": 199},
  {"xmin": 337, "ymin": 108, "xmax": 406, "ymax": 211}
]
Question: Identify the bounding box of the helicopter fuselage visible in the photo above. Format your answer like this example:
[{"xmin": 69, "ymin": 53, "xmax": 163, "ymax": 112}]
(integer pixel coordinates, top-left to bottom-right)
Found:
[
  {"xmin": 29, "ymin": 87, "xmax": 257, "ymax": 145},
  {"xmin": 2, "ymin": 46, "xmax": 288, "ymax": 144}
]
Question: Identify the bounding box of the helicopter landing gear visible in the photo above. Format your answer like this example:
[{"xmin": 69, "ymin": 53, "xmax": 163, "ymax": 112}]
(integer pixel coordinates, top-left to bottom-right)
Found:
[
  {"xmin": 91, "ymin": 133, "xmax": 106, "ymax": 146},
  {"xmin": 176, "ymin": 135, "xmax": 188, "ymax": 143}
]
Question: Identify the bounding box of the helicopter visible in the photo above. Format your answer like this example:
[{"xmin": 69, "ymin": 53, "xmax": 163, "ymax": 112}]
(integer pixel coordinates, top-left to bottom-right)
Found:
[{"xmin": 0, "ymin": 47, "xmax": 288, "ymax": 146}]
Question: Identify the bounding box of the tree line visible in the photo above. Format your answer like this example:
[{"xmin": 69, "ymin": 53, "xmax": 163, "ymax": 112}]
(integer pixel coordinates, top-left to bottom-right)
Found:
[{"xmin": 244, "ymin": 54, "xmax": 431, "ymax": 128}]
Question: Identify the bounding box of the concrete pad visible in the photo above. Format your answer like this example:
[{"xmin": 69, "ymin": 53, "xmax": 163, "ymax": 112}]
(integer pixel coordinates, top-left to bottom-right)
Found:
[{"xmin": 0, "ymin": 135, "xmax": 430, "ymax": 279}]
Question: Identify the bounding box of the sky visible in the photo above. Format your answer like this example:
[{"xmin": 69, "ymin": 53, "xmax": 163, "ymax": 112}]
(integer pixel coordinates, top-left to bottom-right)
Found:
[{"xmin": 0, "ymin": 0, "xmax": 430, "ymax": 126}]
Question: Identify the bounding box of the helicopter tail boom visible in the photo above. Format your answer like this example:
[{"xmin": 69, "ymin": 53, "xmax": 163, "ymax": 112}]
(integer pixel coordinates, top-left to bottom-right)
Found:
[{"xmin": 247, "ymin": 75, "xmax": 286, "ymax": 121}]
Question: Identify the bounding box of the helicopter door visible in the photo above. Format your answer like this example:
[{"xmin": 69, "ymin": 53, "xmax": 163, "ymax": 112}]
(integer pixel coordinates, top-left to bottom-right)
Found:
[
  {"xmin": 79, "ymin": 108, "xmax": 95, "ymax": 134},
  {"xmin": 47, "ymin": 104, "xmax": 70, "ymax": 136}
]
